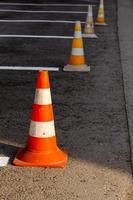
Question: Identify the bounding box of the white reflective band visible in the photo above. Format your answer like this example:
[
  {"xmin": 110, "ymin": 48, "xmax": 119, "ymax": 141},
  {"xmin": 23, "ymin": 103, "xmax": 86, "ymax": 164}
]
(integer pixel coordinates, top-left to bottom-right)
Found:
[
  {"xmin": 98, "ymin": 13, "xmax": 104, "ymax": 17},
  {"xmin": 71, "ymin": 48, "xmax": 84, "ymax": 56},
  {"xmin": 88, "ymin": 5, "xmax": 92, "ymax": 17},
  {"xmin": 99, "ymin": 5, "xmax": 104, "ymax": 9},
  {"xmin": 76, "ymin": 21, "xmax": 81, "ymax": 26},
  {"xmin": 29, "ymin": 120, "xmax": 55, "ymax": 138},
  {"xmin": 34, "ymin": 88, "xmax": 52, "ymax": 105},
  {"xmin": 74, "ymin": 31, "xmax": 82, "ymax": 38},
  {"xmin": 88, "ymin": 13, "xmax": 92, "ymax": 17}
]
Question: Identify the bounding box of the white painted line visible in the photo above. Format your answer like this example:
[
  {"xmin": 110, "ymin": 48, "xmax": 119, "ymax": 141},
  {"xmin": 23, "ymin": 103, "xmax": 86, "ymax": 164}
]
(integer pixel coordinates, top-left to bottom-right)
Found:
[
  {"xmin": 0, "ymin": 35, "xmax": 73, "ymax": 39},
  {"xmin": 0, "ymin": 3, "xmax": 95, "ymax": 7},
  {"xmin": 0, "ymin": 66, "xmax": 59, "ymax": 71},
  {"xmin": 0, "ymin": 19, "xmax": 85, "ymax": 24},
  {"xmin": 0, "ymin": 157, "xmax": 10, "ymax": 167},
  {"xmin": 0, "ymin": 9, "xmax": 87, "ymax": 14}
]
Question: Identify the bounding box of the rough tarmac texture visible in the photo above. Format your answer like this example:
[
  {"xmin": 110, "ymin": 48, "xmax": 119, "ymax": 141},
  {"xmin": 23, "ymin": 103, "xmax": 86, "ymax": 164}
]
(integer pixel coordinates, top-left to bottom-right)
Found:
[
  {"xmin": 118, "ymin": 0, "xmax": 133, "ymax": 173},
  {"xmin": 0, "ymin": 0, "xmax": 132, "ymax": 200}
]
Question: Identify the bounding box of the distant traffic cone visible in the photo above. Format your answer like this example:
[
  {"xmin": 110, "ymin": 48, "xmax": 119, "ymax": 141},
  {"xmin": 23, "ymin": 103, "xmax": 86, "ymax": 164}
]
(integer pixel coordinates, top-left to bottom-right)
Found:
[
  {"xmin": 63, "ymin": 21, "xmax": 90, "ymax": 72},
  {"xmin": 95, "ymin": 0, "xmax": 107, "ymax": 26},
  {"xmin": 13, "ymin": 71, "xmax": 68, "ymax": 168},
  {"xmin": 83, "ymin": 5, "xmax": 98, "ymax": 38}
]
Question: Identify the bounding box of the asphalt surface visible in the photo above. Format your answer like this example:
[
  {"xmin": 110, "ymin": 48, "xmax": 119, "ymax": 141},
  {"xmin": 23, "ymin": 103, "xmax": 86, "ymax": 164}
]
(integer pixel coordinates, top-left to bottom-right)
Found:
[
  {"xmin": 0, "ymin": 0, "xmax": 132, "ymax": 200},
  {"xmin": 118, "ymin": 0, "xmax": 133, "ymax": 173}
]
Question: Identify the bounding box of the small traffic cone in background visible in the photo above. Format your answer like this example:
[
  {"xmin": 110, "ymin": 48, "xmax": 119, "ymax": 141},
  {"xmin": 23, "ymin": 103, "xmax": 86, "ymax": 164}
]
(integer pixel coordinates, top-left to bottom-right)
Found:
[
  {"xmin": 63, "ymin": 21, "xmax": 90, "ymax": 72},
  {"xmin": 13, "ymin": 71, "xmax": 68, "ymax": 168},
  {"xmin": 83, "ymin": 5, "xmax": 98, "ymax": 38},
  {"xmin": 95, "ymin": 0, "xmax": 107, "ymax": 26}
]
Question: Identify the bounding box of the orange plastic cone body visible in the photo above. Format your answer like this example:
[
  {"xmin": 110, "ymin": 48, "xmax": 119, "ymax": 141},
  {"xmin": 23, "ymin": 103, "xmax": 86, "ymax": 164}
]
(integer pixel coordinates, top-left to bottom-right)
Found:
[
  {"xmin": 63, "ymin": 21, "xmax": 90, "ymax": 72},
  {"xmin": 95, "ymin": 0, "xmax": 107, "ymax": 25},
  {"xmin": 13, "ymin": 71, "xmax": 68, "ymax": 168},
  {"xmin": 69, "ymin": 22, "xmax": 84, "ymax": 65}
]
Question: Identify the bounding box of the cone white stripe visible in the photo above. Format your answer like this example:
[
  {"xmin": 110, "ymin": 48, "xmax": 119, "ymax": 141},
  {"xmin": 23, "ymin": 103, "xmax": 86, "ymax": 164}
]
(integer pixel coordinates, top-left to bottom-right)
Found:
[
  {"xmin": 88, "ymin": 5, "xmax": 92, "ymax": 17},
  {"xmin": 98, "ymin": 13, "xmax": 104, "ymax": 17},
  {"xmin": 99, "ymin": 0, "xmax": 104, "ymax": 8},
  {"xmin": 71, "ymin": 48, "xmax": 84, "ymax": 56},
  {"xmin": 100, "ymin": 5, "xmax": 104, "ymax": 8},
  {"xmin": 34, "ymin": 88, "xmax": 52, "ymax": 105},
  {"xmin": 74, "ymin": 31, "xmax": 82, "ymax": 38},
  {"xmin": 88, "ymin": 13, "xmax": 92, "ymax": 17},
  {"xmin": 29, "ymin": 120, "xmax": 55, "ymax": 138},
  {"xmin": 76, "ymin": 21, "xmax": 81, "ymax": 26}
]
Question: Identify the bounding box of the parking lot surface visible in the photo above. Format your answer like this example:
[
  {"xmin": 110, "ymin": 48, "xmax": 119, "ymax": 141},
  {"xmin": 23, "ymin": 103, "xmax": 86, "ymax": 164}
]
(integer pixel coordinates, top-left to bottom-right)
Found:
[{"xmin": 0, "ymin": 0, "xmax": 132, "ymax": 199}]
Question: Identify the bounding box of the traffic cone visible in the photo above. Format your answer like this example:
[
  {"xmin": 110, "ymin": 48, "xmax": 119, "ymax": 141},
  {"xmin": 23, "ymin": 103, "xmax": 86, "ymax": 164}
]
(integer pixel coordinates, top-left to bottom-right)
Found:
[
  {"xmin": 83, "ymin": 5, "xmax": 98, "ymax": 38},
  {"xmin": 95, "ymin": 0, "xmax": 107, "ymax": 26},
  {"xmin": 63, "ymin": 21, "xmax": 90, "ymax": 72},
  {"xmin": 13, "ymin": 71, "xmax": 68, "ymax": 168}
]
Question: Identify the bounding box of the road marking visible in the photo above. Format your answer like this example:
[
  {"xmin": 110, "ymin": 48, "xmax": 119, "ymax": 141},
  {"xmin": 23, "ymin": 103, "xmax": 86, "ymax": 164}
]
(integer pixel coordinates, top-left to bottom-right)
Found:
[
  {"xmin": 0, "ymin": 3, "xmax": 96, "ymax": 7},
  {"xmin": 0, "ymin": 9, "xmax": 87, "ymax": 14},
  {"xmin": 0, "ymin": 19, "xmax": 85, "ymax": 23},
  {"xmin": 0, "ymin": 66, "xmax": 59, "ymax": 71},
  {"xmin": 0, "ymin": 157, "xmax": 10, "ymax": 167},
  {"xmin": 0, "ymin": 35, "xmax": 73, "ymax": 39}
]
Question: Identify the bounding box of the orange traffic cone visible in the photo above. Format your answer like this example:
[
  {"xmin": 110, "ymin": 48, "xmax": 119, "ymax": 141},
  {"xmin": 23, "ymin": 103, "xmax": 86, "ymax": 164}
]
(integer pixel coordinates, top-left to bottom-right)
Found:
[
  {"xmin": 13, "ymin": 71, "xmax": 68, "ymax": 168},
  {"xmin": 83, "ymin": 5, "xmax": 98, "ymax": 38},
  {"xmin": 95, "ymin": 0, "xmax": 107, "ymax": 26},
  {"xmin": 63, "ymin": 21, "xmax": 90, "ymax": 72}
]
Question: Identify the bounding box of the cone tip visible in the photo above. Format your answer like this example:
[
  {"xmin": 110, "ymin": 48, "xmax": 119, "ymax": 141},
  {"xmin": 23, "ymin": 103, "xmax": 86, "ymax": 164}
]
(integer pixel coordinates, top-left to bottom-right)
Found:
[
  {"xmin": 37, "ymin": 70, "xmax": 50, "ymax": 89},
  {"xmin": 75, "ymin": 21, "xmax": 81, "ymax": 31},
  {"xmin": 38, "ymin": 70, "xmax": 48, "ymax": 75},
  {"xmin": 76, "ymin": 21, "xmax": 81, "ymax": 25}
]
